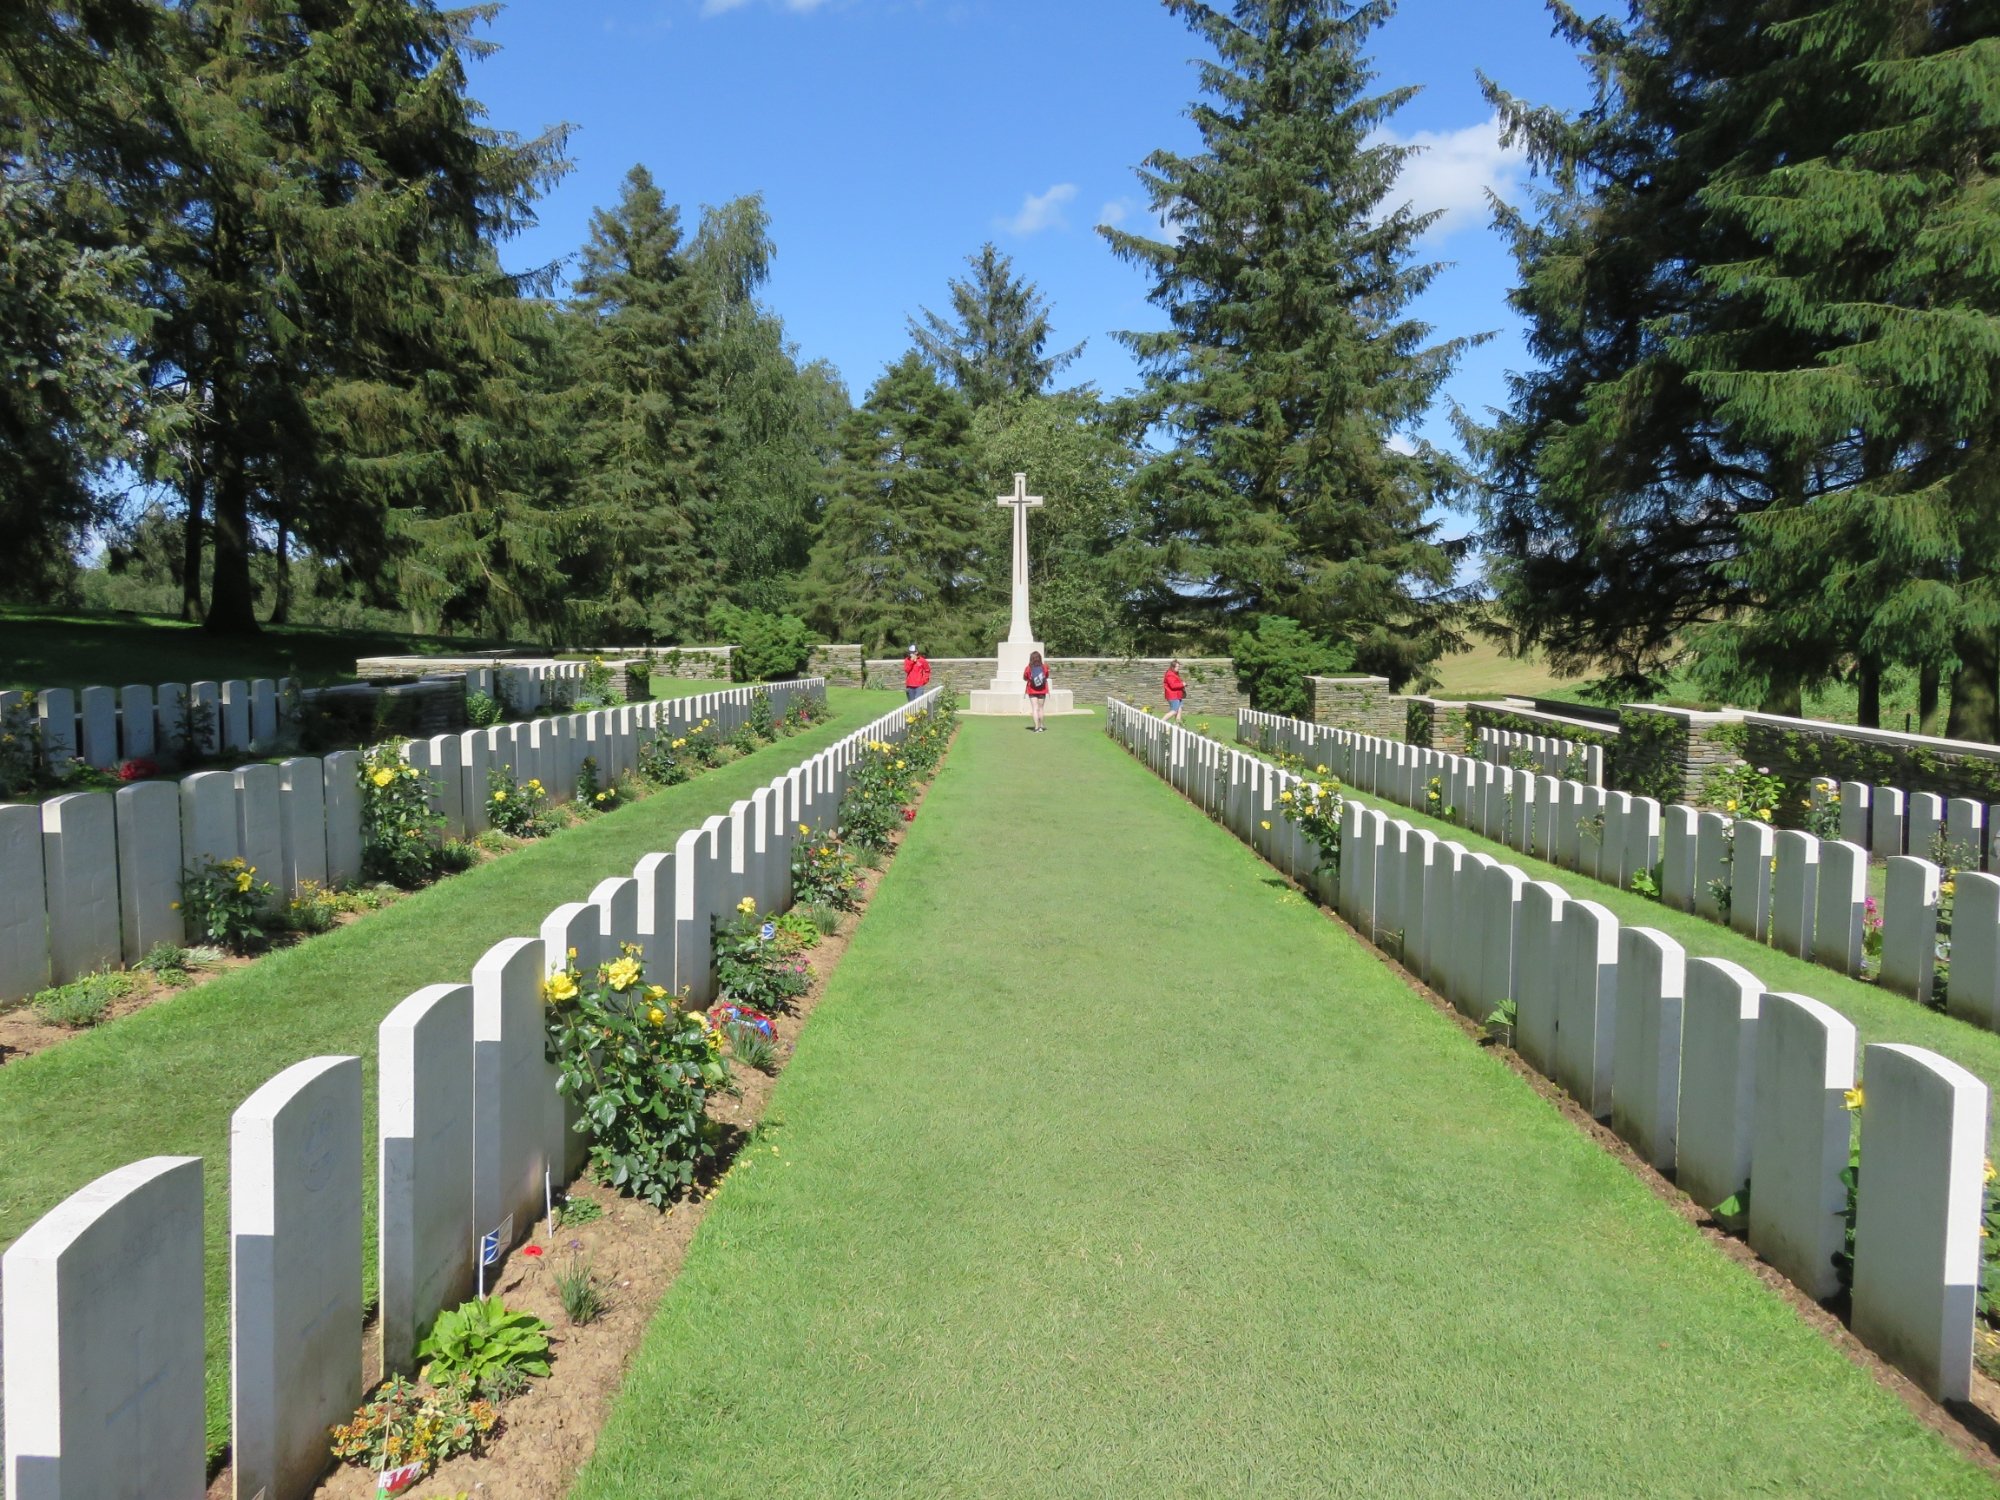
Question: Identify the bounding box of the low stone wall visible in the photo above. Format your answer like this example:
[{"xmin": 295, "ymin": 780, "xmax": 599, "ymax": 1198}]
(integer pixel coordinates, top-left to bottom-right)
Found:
[
  {"xmin": 1743, "ymin": 713, "xmax": 2000, "ymax": 811},
  {"xmin": 808, "ymin": 644, "xmax": 866, "ymax": 687},
  {"xmin": 861, "ymin": 656, "xmax": 1244, "ymax": 713},
  {"xmin": 1306, "ymin": 675, "xmax": 1404, "ymax": 739},
  {"xmin": 629, "ymin": 645, "xmax": 735, "ymax": 683},
  {"xmin": 298, "ymin": 679, "xmax": 465, "ymax": 749}
]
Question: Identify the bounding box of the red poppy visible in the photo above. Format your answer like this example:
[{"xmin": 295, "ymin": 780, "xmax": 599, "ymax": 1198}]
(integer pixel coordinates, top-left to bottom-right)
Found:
[
  {"xmin": 522, "ymin": 1244, "xmax": 545, "ymax": 1258},
  {"xmin": 902, "ymin": 808, "xmax": 916, "ymax": 821}
]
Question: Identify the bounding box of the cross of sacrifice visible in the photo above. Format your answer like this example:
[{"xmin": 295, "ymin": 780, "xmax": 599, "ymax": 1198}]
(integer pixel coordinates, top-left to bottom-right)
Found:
[{"xmin": 997, "ymin": 471, "xmax": 1044, "ymax": 646}]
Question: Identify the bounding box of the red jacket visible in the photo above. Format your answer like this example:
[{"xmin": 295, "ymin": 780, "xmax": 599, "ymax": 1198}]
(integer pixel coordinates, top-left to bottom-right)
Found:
[
  {"xmin": 903, "ymin": 654, "xmax": 931, "ymax": 688},
  {"xmin": 1023, "ymin": 661, "xmax": 1049, "ymax": 696},
  {"xmin": 1163, "ymin": 668, "xmax": 1186, "ymax": 700}
]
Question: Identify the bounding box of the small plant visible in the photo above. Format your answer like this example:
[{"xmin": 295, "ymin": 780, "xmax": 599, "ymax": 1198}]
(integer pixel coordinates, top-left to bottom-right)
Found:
[
  {"xmin": 434, "ymin": 839, "xmax": 479, "ymax": 875},
  {"xmin": 415, "ymin": 1297, "xmax": 551, "ymax": 1388},
  {"xmin": 281, "ymin": 878, "xmax": 350, "ymax": 935},
  {"xmin": 554, "ymin": 1252, "xmax": 605, "ymax": 1326},
  {"xmin": 1276, "ymin": 777, "xmax": 1344, "ymax": 881},
  {"xmin": 639, "ymin": 730, "xmax": 690, "ymax": 787},
  {"xmin": 554, "ymin": 1196, "xmax": 604, "ymax": 1229},
  {"xmin": 1629, "ymin": 867, "xmax": 1661, "ymax": 900},
  {"xmin": 791, "ymin": 824, "xmax": 862, "ymax": 911},
  {"xmin": 1702, "ymin": 762, "xmax": 1782, "ymax": 823},
  {"xmin": 839, "ymin": 739, "xmax": 917, "ymax": 851},
  {"xmin": 1484, "ymin": 996, "xmax": 1518, "ymax": 1046},
  {"xmin": 134, "ymin": 941, "xmax": 197, "ymax": 987},
  {"xmin": 329, "ymin": 1374, "xmax": 496, "ymax": 1478},
  {"xmin": 771, "ymin": 907, "xmax": 821, "ymax": 949},
  {"xmin": 360, "ymin": 744, "xmax": 445, "ymax": 888},
  {"xmin": 729, "ymin": 722, "xmax": 757, "ymax": 756},
  {"xmin": 749, "ymin": 689, "xmax": 777, "ymax": 742},
  {"xmin": 804, "ymin": 903, "xmax": 843, "ymax": 936},
  {"xmin": 714, "ymin": 898, "xmax": 812, "ymax": 1015},
  {"xmin": 31, "ymin": 970, "xmax": 133, "ymax": 1027},
  {"xmin": 1803, "ymin": 785, "xmax": 1843, "ymax": 841},
  {"xmin": 1862, "ymin": 896, "xmax": 1885, "ymax": 964},
  {"xmin": 464, "ymin": 690, "xmax": 502, "ymax": 728},
  {"xmin": 487, "ymin": 768, "xmax": 553, "ymax": 837},
  {"xmin": 178, "ymin": 855, "xmax": 274, "ymax": 952},
  {"xmin": 722, "ymin": 1016, "xmax": 778, "ymax": 1073},
  {"xmin": 0, "ymin": 692, "xmax": 41, "ymax": 796},
  {"xmin": 578, "ymin": 656, "xmax": 621, "ymax": 707},
  {"xmin": 685, "ymin": 718, "xmax": 723, "ymax": 769}
]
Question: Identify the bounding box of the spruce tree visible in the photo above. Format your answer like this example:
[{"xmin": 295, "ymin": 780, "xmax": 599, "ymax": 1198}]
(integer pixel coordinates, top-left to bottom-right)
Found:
[
  {"xmin": 1104, "ymin": 0, "xmax": 1473, "ymax": 689},
  {"xmin": 909, "ymin": 242, "xmax": 1083, "ymax": 408},
  {"xmin": 800, "ymin": 353, "xmax": 985, "ymax": 654}
]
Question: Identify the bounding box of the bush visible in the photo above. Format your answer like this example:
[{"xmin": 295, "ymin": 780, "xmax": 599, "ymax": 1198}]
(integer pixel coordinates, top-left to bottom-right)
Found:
[
  {"xmin": 839, "ymin": 740, "xmax": 916, "ymax": 852},
  {"xmin": 179, "ymin": 855, "xmax": 275, "ymax": 952},
  {"xmin": 709, "ymin": 603, "xmax": 819, "ymax": 682},
  {"xmin": 359, "ymin": 744, "xmax": 446, "ymax": 887},
  {"xmin": 750, "ymin": 690, "xmax": 776, "ymax": 742},
  {"xmin": 1229, "ymin": 615, "xmax": 1354, "ymax": 715},
  {"xmin": 543, "ymin": 945, "xmax": 731, "ymax": 1205},
  {"xmin": 638, "ymin": 731, "xmax": 690, "ymax": 787},
  {"xmin": 487, "ymin": 766, "xmax": 553, "ymax": 836},
  {"xmin": 415, "ymin": 1296, "xmax": 551, "ymax": 1387},
  {"xmin": 465, "ymin": 689, "xmax": 502, "ymax": 728},
  {"xmin": 792, "ymin": 824, "xmax": 862, "ymax": 911},
  {"xmin": 31, "ymin": 970, "xmax": 133, "ymax": 1027},
  {"xmin": 713, "ymin": 898, "xmax": 812, "ymax": 1014},
  {"xmin": 575, "ymin": 755, "xmax": 625, "ymax": 812},
  {"xmin": 330, "ymin": 1374, "xmax": 496, "ymax": 1478}
]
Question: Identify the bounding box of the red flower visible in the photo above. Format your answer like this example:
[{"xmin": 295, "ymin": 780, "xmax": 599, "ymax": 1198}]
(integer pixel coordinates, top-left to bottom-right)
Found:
[
  {"xmin": 902, "ymin": 808, "xmax": 916, "ymax": 821},
  {"xmin": 117, "ymin": 757, "xmax": 159, "ymax": 782},
  {"xmin": 522, "ymin": 1244, "xmax": 545, "ymax": 1258}
]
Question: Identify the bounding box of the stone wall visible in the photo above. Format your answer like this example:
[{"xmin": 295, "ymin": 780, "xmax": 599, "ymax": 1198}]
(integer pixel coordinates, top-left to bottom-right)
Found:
[
  {"xmin": 1306, "ymin": 676, "xmax": 1404, "ymax": 739},
  {"xmin": 808, "ymin": 644, "xmax": 866, "ymax": 687},
  {"xmin": 1742, "ymin": 713, "xmax": 2000, "ymax": 811},
  {"xmin": 861, "ymin": 656, "xmax": 1245, "ymax": 713}
]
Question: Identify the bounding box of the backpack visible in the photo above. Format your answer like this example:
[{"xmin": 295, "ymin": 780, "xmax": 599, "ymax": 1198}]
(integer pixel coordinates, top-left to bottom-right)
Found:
[{"xmin": 1029, "ymin": 664, "xmax": 1047, "ymax": 689}]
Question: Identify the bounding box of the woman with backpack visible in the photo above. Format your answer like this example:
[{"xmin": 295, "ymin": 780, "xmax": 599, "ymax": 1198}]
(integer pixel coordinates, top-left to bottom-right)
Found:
[
  {"xmin": 1023, "ymin": 651, "xmax": 1051, "ymax": 732},
  {"xmin": 1162, "ymin": 660, "xmax": 1187, "ymax": 723}
]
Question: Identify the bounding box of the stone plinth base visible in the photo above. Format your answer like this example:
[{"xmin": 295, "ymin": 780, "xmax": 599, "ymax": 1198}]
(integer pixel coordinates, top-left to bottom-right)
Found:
[{"xmin": 964, "ymin": 688, "xmax": 1080, "ymax": 716}]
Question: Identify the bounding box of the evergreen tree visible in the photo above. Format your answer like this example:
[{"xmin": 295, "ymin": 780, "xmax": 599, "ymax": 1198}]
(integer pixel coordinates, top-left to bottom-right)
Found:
[
  {"xmin": 800, "ymin": 353, "xmax": 987, "ymax": 654},
  {"xmin": 909, "ymin": 242, "xmax": 1082, "ymax": 408},
  {"xmin": 1103, "ymin": 0, "xmax": 1472, "ymax": 690},
  {"xmin": 568, "ymin": 164, "xmax": 716, "ymax": 640}
]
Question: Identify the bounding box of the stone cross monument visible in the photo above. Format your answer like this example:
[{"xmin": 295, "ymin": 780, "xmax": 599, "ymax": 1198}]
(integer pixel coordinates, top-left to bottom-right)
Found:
[{"xmin": 967, "ymin": 472, "xmax": 1076, "ymax": 716}]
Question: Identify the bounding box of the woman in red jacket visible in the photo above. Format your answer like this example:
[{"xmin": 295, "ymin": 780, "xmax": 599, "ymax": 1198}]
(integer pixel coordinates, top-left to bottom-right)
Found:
[
  {"xmin": 1023, "ymin": 650, "xmax": 1050, "ymax": 732},
  {"xmin": 902, "ymin": 645, "xmax": 931, "ymax": 702},
  {"xmin": 1163, "ymin": 659, "xmax": 1187, "ymax": 723}
]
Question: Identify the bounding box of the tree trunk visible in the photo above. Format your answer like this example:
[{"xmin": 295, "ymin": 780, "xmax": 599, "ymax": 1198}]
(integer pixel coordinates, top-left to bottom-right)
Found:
[
  {"xmin": 1856, "ymin": 655, "xmax": 1881, "ymax": 728},
  {"xmin": 269, "ymin": 516, "xmax": 291, "ymax": 626},
  {"xmin": 1918, "ymin": 661, "xmax": 1942, "ymax": 736},
  {"xmin": 1947, "ymin": 628, "xmax": 2000, "ymax": 743},
  {"xmin": 204, "ymin": 454, "xmax": 260, "ymax": 636},
  {"xmin": 180, "ymin": 469, "xmax": 205, "ymax": 623}
]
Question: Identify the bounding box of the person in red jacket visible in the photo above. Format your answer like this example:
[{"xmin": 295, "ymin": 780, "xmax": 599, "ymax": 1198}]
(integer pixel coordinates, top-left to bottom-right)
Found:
[
  {"xmin": 1163, "ymin": 659, "xmax": 1187, "ymax": 723},
  {"xmin": 1023, "ymin": 650, "xmax": 1050, "ymax": 732},
  {"xmin": 902, "ymin": 645, "xmax": 931, "ymax": 702}
]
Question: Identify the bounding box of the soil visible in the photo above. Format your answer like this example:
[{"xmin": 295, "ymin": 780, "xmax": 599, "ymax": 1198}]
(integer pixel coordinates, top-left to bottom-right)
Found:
[{"xmin": 201, "ymin": 735, "xmax": 949, "ymax": 1500}]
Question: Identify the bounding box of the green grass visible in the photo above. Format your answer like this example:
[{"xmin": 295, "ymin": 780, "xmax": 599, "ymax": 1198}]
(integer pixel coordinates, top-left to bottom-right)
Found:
[
  {"xmin": 0, "ymin": 687, "xmax": 898, "ymax": 1455},
  {"xmin": 1282, "ymin": 746, "xmax": 2000, "ymax": 1160},
  {"xmin": 648, "ymin": 675, "xmax": 736, "ymax": 699},
  {"xmin": 571, "ymin": 717, "xmax": 1994, "ymax": 1498},
  {"xmin": 0, "ymin": 605, "xmax": 511, "ymax": 692}
]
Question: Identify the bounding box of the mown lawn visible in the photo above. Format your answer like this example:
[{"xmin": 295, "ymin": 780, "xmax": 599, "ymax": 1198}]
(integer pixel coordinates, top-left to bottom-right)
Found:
[
  {"xmin": 0, "ymin": 686, "xmax": 896, "ymax": 1453},
  {"xmin": 571, "ymin": 716, "xmax": 1993, "ymax": 1498}
]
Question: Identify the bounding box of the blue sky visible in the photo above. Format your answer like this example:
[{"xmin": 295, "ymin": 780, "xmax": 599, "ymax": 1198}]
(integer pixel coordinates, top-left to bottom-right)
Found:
[{"xmin": 472, "ymin": 0, "xmax": 1602, "ymax": 453}]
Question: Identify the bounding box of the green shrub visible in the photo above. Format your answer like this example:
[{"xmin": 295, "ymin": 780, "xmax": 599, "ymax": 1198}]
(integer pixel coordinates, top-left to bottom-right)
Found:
[
  {"xmin": 555, "ymin": 1253, "xmax": 605, "ymax": 1327},
  {"xmin": 792, "ymin": 824, "xmax": 862, "ymax": 911},
  {"xmin": 330, "ymin": 1374, "xmax": 495, "ymax": 1478},
  {"xmin": 465, "ymin": 690, "xmax": 502, "ymax": 728},
  {"xmin": 359, "ymin": 744, "xmax": 446, "ymax": 887},
  {"xmin": 179, "ymin": 855, "xmax": 275, "ymax": 952},
  {"xmin": 1229, "ymin": 615, "xmax": 1354, "ymax": 716},
  {"xmin": 416, "ymin": 1297, "xmax": 550, "ymax": 1387},
  {"xmin": 713, "ymin": 899, "xmax": 812, "ymax": 1015},
  {"xmin": 750, "ymin": 689, "xmax": 776, "ymax": 742},
  {"xmin": 638, "ymin": 731, "xmax": 690, "ymax": 786},
  {"xmin": 31, "ymin": 970, "xmax": 133, "ymax": 1027},
  {"xmin": 486, "ymin": 766, "xmax": 554, "ymax": 837},
  {"xmin": 543, "ymin": 946, "xmax": 731, "ymax": 1205},
  {"xmin": 710, "ymin": 602, "xmax": 818, "ymax": 682}
]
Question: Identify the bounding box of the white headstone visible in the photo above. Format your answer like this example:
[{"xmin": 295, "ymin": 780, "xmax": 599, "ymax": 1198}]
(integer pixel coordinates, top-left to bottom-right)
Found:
[
  {"xmin": 1694, "ymin": 812, "xmax": 1730, "ymax": 922},
  {"xmin": 219, "ymin": 679, "xmax": 251, "ymax": 752},
  {"xmin": 234, "ymin": 762, "xmax": 285, "ymax": 910},
  {"xmin": 1852, "ymin": 1043, "xmax": 1988, "ymax": 1403},
  {"xmin": 1473, "ymin": 862, "xmax": 1527, "ymax": 1024},
  {"xmin": 115, "ymin": 780, "xmax": 185, "ymax": 962},
  {"xmin": 41, "ymin": 792, "xmax": 121, "ymax": 984},
  {"xmin": 119, "ymin": 682, "xmax": 156, "ymax": 761},
  {"xmin": 179, "ymin": 768, "xmax": 239, "ymax": 869},
  {"xmin": 0, "ymin": 803, "xmax": 51, "ymax": 1000},
  {"xmin": 77, "ymin": 685, "xmax": 118, "ymax": 768},
  {"xmin": 1908, "ymin": 791, "xmax": 1944, "ymax": 864},
  {"xmin": 1611, "ymin": 927, "xmax": 1685, "ymax": 1171},
  {"xmin": 1879, "ymin": 855, "xmax": 1941, "ymax": 1004},
  {"xmin": 591, "ymin": 875, "xmax": 642, "ymax": 958},
  {"xmin": 2, "ymin": 1156, "xmax": 206, "ymax": 1500},
  {"xmin": 1947, "ymin": 872, "xmax": 2000, "ymax": 1032},
  {"xmin": 1728, "ymin": 819, "xmax": 1775, "ymax": 942},
  {"xmin": 1947, "ymin": 798, "xmax": 1984, "ymax": 870},
  {"xmin": 1748, "ymin": 992, "xmax": 1856, "ymax": 1301},
  {"xmin": 472, "ymin": 938, "xmax": 550, "ymax": 1251},
  {"xmin": 323, "ymin": 749, "xmax": 362, "ymax": 886},
  {"xmin": 231, "ymin": 1054, "xmax": 364, "ymax": 1500},
  {"xmin": 1674, "ymin": 958, "xmax": 1762, "ymax": 1212},
  {"xmin": 1621, "ymin": 795, "xmax": 1661, "ymax": 892},
  {"xmin": 1660, "ymin": 805, "xmax": 1698, "ymax": 912},
  {"xmin": 36, "ymin": 687, "xmax": 76, "ymax": 766},
  {"xmin": 250, "ymin": 678, "xmax": 279, "ymax": 747},
  {"xmin": 1399, "ymin": 827, "xmax": 1437, "ymax": 973},
  {"xmin": 189, "ymin": 680, "xmax": 221, "ymax": 756},
  {"xmin": 1839, "ymin": 781, "xmax": 1870, "ymax": 848},
  {"xmin": 1769, "ymin": 829, "xmax": 1819, "ymax": 960},
  {"xmin": 379, "ymin": 983, "xmax": 475, "ymax": 1376},
  {"xmin": 1873, "ymin": 785, "xmax": 1906, "ymax": 858},
  {"xmin": 1555, "ymin": 899, "xmax": 1619, "ymax": 1117},
  {"xmin": 459, "ymin": 729, "xmax": 492, "ymax": 837},
  {"xmin": 1514, "ymin": 881, "xmax": 1566, "ymax": 1076},
  {"xmin": 155, "ymin": 681, "xmax": 188, "ymax": 760},
  {"xmin": 276, "ymin": 757, "xmax": 329, "ymax": 897},
  {"xmin": 1814, "ymin": 839, "xmax": 1867, "ymax": 977}
]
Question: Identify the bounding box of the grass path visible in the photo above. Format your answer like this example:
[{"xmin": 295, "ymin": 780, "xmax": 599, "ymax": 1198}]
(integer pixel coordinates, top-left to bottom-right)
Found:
[
  {"xmin": 572, "ymin": 716, "xmax": 1994, "ymax": 1498},
  {"xmin": 0, "ymin": 686, "xmax": 897, "ymax": 1452}
]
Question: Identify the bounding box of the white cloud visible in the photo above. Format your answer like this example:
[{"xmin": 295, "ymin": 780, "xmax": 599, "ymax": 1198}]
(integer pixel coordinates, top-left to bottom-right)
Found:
[
  {"xmin": 1097, "ymin": 198, "xmax": 1131, "ymax": 228},
  {"xmin": 1000, "ymin": 182, "xmax": 1078, "ymax": 235},
  {"xmin": 1097, "ymin": 195, "xmax": 1182, "ymax": 244},
  {"xmin": 1386, "ymin": 432, "xmax": 1418, "ymax": 456},
  {"xmin": 1372, "ymin": 113, "xmax": 1524, "ymax": 243}
]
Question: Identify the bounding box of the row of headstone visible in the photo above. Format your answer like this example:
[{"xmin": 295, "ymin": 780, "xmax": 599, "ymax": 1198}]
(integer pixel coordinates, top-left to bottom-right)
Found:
[
  {"xmin": 1108, "ymin": 699, "xmax": 1989, "ymax": 1407},
  {"xmin": 490, "ymin": 662, "xmax": 582, "ymax": 715},
  {"xmin": 1240, "ymin": 708, "xmax": 1997, "ymax": 1034},
  {"xmin": 1476, "ymin": 726, "xmax": 1604, "ymax": 786},
  {"xmin": 0, "ymin": 677, "xmax": 299, "ymax": 773},
  {"xmin": 0, "ymin": 681, "xmax": 827, "ymax": 1005},
  {"xmin": 1818, "ymin": 777, "xmax": 2000, "ymax": 870},
  {"xmin": 0, "ymin": 685, "xmax": 940, "ymax": 1500}
]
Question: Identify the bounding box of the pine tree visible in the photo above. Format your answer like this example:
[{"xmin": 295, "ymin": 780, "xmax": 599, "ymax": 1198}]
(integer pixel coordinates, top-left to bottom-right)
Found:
[
  {"xmin": 909, "ymin": 242, "xmax": 1082, "ymax": 408},
  {"xmin": 567, "ymin": 164, "xmax": 716, "ymax": 640},
  {"xmin": 1103, "ymin": 0, "xmax": 1472, "ymax": 690},
  {"xmin": 1688, "ymin": 0, "xmax": 2000, "ymax": 738},
  {"xmin": 800, "ymin": 353, "xmax": 986, "ymax": 654}
]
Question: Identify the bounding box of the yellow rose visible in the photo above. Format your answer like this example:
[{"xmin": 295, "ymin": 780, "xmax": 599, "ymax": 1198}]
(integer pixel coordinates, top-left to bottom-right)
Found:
[
  {"xmin": 235, "ymin": 872, "xmax": 253, "ymax": 893},
  {"xmin": 604, "ymin": 956, "xmax": 641, "ymax": 992},
  {"xmin": 403, "ymin": 766, "xmax": 417, "ymax": 779},
  {"xmin": 1843, "ymin": 1085, "xmax": 1864, "ymax": 1112},
  {"xmin": 1260, "ymin": 821, "xmax": 1271, "ymax": 830},
  {"xmin": 543, "ymin": 973, "xmax": 578, "ymax": 1004},
  {"xmin": 737, "ymin": 896, "xmax": 757, "ymax": 915},
  {"xmin": 371, "ymin": 768, "xmax": 395, "ymax": 788},
  {"xmin": 493, "ymin": 790, "xmax": 508, "ymax": 803},
  {"xmin": 646, "ymin": 984, "xmax": 668, "ymax": 1001},
  {"xmin": 647, "ymin": 1006, "xmax": 666, "ymax": 1025}
]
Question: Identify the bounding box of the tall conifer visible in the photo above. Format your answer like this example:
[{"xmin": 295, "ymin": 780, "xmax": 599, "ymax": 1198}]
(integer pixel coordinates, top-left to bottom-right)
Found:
[{"xmin": 909, "ymin": 243, "xmax": 1082, "ymax": 408}]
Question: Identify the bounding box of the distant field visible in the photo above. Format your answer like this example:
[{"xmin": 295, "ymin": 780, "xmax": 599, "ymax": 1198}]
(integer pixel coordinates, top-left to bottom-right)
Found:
[
  {"xmin": 0, "ymin": 607, "xmax": 511, "ymax": 693},
  {"xmin": 1425, "ymin": 639, "xmax": 1580, "ymax": 702}
]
